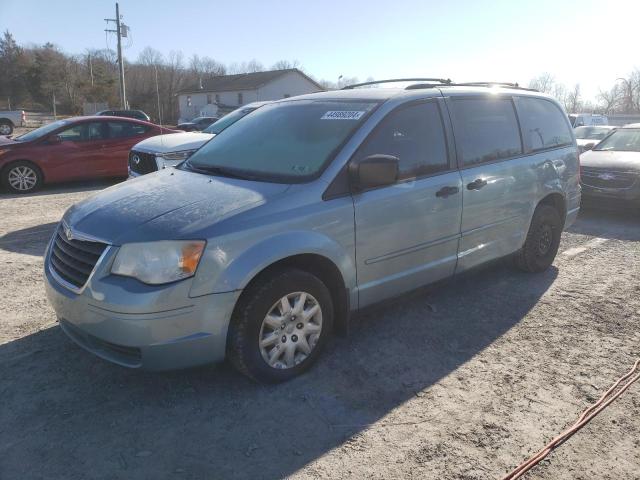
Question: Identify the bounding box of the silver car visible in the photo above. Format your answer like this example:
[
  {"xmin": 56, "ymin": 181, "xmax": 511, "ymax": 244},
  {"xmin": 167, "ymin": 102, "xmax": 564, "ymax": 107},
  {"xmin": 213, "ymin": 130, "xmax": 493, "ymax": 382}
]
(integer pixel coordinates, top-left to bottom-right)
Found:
[{"xmin": 44, "ymin": 81, "xmax": 580, "ymax": 382}]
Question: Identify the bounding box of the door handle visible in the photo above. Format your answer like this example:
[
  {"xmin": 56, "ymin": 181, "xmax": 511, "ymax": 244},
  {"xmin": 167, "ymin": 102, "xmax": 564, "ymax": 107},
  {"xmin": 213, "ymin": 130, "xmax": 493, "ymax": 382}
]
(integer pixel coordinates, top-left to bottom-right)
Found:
[
  {"xmin": 466, "ymin": 178, "xmax": 488, "ymax": 190},
  {"xmin": 435, "ymin": 186, "xmax": 460, "ymax": 198}
]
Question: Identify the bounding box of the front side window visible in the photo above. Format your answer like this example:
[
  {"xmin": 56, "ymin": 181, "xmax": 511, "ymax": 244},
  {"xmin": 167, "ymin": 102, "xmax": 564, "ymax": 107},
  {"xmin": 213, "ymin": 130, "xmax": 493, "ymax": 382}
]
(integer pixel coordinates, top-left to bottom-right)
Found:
[
  {"xmin": 355, "ymin": 102, "xmax": 449, "ymax": 180},
  {"xmin": 58, "ymin": 122, "xmax": 106, "ymax": 141},
  {"xmin": 186, "ymin": 100, "xmax": 379, "ymax": 182},
  {"xmin": 594, "ymin": 128, "xmax": 640, "ymax": 152},
  {"xmin": 450, "ymin": 97, "xmax": 522, "ymax": 166},
  {"xmin": 517, "ymin": 97, "xmax": 573, "ymax": 152}
]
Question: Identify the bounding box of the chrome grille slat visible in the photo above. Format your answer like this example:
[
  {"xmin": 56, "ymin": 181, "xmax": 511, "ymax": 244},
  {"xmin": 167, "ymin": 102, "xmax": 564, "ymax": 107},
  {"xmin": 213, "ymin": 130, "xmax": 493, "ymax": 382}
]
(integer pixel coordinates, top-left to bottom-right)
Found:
[{"xmin": 49, "ymin": 225, "xmax": 108, "ymax": 290}]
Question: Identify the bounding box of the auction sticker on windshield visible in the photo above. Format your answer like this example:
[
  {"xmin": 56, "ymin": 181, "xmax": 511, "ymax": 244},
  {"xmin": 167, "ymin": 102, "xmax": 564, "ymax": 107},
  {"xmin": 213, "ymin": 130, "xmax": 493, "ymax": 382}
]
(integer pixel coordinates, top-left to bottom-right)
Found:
[{"xmin": 321, "ymin": 111, "xmax": 366, "ymax": 120}]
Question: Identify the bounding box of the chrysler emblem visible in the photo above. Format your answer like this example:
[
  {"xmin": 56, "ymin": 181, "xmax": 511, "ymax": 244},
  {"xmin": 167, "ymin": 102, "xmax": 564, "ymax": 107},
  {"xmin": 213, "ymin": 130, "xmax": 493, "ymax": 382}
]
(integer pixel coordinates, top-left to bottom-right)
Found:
[
  {"xmin": 64, "ymin": 224, "xmax": 73, "ymax": 241},
  {"xmin": 132, "ymin": 154, "xmax": 141, "ymax": 165},
  {"xmin": 598, "ymin": 173, "xmax": 615, "ymax": 181}
]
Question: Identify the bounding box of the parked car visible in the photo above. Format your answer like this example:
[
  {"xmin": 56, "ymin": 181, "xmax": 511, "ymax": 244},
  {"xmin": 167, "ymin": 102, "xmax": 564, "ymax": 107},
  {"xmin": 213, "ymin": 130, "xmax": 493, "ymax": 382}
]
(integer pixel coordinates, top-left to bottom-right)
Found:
[
  {"xmin": 128, "ymin": 102, "xmax": 270, "ymax": 177},
  {"xmin": 95, "ymin": 109, "xmax": 151, "ymax": 122},
  {"xmin": 568, "ymin": 113, "xmax": 608, "ymax": 128},
  {"xmin": 0, "ymin": 110, "xmax": 26, "ymax": 135},
  {"xmin": 0, "ymin": 116, "xmax": 177, "ymax": 193},
  {"xmin": 574, "ymin": 125, "xmax": 616, "ymax": 152},
  {"xmin": 580, "ymin": 123, "xmax": 640, "ymax": 206},
  {"xmin": 44, "ymin": 83, "xmax": 580, "ymax": 382},
  {"xmin": 176, "ymin": 116, "xmax": 219, "ymax": 132}
]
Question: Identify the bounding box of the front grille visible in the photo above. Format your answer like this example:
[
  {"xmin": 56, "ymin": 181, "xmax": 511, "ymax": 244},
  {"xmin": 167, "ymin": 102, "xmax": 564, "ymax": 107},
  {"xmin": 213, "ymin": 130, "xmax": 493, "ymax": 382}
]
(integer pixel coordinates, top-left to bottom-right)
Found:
[
  {"xmin": 581, "ymin": 168, "xmax": 638, "ymax": 189},
  {"xmin": 50, "ymin": 226, "xmax": 108, "ymax": 289},
  {"xmin": 129, "ymin": 150, "xmax": 158, "ymax": 175}
]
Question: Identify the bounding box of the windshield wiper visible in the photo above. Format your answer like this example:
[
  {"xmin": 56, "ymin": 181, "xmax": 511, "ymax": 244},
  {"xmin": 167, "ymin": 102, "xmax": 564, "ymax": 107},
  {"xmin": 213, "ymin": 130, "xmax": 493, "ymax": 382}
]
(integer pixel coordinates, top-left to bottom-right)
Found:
[{"xmin": 185, "ymin": 162, "xmax": 257, "ymax": 181}]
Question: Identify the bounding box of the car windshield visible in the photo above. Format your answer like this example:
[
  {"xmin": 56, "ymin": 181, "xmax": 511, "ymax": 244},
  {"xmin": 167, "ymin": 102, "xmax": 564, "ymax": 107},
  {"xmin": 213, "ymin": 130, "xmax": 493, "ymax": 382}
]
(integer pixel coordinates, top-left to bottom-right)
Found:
[
  {"xmin": 594, "ymin": 128, "xmax": 640, "ymax": 152},
  {"xmin": 187, "ymin": 100, "xmax": 379, "ymax": 181},
  {"xmin": 574, "ymin": 126, "xmax": 612, "ymax": 140},
  {"xmin": 203, "ymin": 107, "xmax": 259, "ymax": 134},
  {"xmin": 13, "ymin": 119, "xmax": 73, "ymax": 142}
]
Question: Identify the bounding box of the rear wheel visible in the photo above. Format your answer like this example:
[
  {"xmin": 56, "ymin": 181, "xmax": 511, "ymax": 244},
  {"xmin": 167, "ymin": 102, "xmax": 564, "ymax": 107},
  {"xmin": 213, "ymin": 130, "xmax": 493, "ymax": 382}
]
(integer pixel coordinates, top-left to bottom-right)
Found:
[
  {"xmin": 2, "ymin": 161, "xmax": 43, "ymax": 194},
  {"xmin": 0, "ymin": 121, "xmax": 13, "ymax": 136},
  {"xmin": 515, "ymin": 204, "xmax": 562, "ymax": 272},
  {"xmin": 227, "ymin": 268, "xmax": 333, "ymax": 383}
]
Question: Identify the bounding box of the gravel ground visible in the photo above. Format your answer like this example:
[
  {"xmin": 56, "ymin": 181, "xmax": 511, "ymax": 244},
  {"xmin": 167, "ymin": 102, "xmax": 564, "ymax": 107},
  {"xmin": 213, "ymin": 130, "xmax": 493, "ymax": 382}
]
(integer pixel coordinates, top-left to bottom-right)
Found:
[{"xmin": 0, "ymin": 181, "xmax": 639, "ymax": 480}]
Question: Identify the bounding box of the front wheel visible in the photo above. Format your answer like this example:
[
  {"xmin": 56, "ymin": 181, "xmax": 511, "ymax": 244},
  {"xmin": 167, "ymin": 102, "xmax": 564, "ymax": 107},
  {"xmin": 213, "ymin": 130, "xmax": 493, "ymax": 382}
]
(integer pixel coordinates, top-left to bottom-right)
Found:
[
  {"xmin": 2, "ymin": 161, "xmax": 43, "ymax": 194},
  {"xmin": 227, "ymin": 269, "xmax": 333, "ymax": 383},
  {"xmin": 515, "ymin": 204, "xmax": 562, "ymax": 273},
  {"xmin": 0, "ymin": 121, "xmax": 13, "ymax": 136}
]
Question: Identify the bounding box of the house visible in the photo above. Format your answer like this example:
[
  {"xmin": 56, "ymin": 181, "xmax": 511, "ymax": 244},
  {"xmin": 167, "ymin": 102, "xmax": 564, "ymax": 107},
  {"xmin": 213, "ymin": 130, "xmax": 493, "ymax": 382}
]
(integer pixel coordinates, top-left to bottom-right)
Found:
[{"xmin": 177, "ymin": 68, "xmax": 324, "ymax": 122}]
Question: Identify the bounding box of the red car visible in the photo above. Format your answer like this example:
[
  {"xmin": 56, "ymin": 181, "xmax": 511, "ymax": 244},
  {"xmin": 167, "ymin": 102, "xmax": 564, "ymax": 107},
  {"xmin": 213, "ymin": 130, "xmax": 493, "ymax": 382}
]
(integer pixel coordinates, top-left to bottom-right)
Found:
[{"xmin": 0, "ymin": 116, "xmax": 177, "ymax": 193}]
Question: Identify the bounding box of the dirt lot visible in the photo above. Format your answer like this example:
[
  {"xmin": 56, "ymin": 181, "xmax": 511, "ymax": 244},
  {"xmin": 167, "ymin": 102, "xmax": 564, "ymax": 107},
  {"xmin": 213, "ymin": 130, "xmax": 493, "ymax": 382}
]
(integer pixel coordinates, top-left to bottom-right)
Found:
[{"xmin": 1, "ymin": 181, "xmax": 639, "ymax": 480}]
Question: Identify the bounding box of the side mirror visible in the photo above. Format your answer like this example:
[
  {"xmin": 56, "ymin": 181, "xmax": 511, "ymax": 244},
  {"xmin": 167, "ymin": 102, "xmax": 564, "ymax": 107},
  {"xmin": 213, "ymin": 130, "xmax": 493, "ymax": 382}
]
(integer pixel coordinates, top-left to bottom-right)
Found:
[
  {"xmin": 582, "ymin": 143, "xmax": 595, "ymax": 152},
  {"xmin": 349, "ymin": 154, "xmax": 399, "ymax": 192},
  {"xmin": 47, "ymin": 134, "xmax": 62, "ymax": 144}
]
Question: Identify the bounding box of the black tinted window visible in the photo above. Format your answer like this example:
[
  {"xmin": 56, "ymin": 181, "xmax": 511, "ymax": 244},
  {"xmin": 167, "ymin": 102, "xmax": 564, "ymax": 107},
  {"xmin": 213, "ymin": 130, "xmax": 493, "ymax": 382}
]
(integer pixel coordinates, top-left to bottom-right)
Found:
[
  {"xmin": 356, "ymin": 102, "xmax": 449, "ymax": 179},
  {"xmin": 517, "ymin": 97, "xmax": 573, "ymax": 151},
  {"xmin": 108, "ymin": 121, "xmax": 148, "ymax": 138},
  {"xmin": 451, "ymin": 98, "xmax": 522, "ymax": 166}
]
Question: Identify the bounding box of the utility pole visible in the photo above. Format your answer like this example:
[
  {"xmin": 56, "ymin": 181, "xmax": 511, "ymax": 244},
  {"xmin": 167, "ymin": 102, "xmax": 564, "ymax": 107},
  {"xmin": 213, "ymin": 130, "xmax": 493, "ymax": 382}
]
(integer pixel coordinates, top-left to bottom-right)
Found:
[{"xmin": 105, "ymin": 3, "xmax": 127, "ymax": 108}]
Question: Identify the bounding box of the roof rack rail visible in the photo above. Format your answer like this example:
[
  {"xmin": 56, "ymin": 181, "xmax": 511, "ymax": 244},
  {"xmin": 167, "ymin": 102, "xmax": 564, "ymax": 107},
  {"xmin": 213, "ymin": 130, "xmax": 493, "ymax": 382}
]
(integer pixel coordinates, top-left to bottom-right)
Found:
[
  {"xmin": 443, "ymin": 82, "xmax": 539, "ymax": 92},
  {"xmin": 341, "ymin": 78, "xmax": 452, "ymax": 90}
]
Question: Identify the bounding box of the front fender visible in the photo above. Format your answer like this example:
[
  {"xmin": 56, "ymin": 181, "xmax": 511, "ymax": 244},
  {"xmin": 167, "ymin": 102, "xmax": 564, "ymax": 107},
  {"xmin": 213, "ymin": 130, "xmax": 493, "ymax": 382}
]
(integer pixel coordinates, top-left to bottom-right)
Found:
[{"xmin": 189, "ymin": 230, "xmax": 356, "ymax": 298}]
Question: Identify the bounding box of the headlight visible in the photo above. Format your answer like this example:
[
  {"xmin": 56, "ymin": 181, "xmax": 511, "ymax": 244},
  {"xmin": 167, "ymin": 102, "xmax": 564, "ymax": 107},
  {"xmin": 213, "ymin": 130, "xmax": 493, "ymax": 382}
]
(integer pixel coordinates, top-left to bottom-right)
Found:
[
  {"xmin": 111, "ymin": 240, "xmax": 205, "ymax": 285},
  {"xmin": 156, "ymin": 150, "xmax": 196, "ymax": 169}
]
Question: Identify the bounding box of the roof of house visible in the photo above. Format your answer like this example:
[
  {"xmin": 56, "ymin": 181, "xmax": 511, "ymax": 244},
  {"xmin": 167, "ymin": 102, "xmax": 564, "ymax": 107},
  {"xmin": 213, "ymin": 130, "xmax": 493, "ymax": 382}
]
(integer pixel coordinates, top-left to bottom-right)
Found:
[{"xmin": 178, "ymin": 68, "xmax": 324, "ymax": 95}]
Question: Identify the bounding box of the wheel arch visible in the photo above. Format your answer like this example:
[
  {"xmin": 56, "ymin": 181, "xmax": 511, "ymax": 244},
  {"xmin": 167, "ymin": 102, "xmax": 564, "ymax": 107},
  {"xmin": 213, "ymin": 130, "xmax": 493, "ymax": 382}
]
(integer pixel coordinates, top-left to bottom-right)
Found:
[
  {"xmin": 1, "ymin": 158, "xmax": 45, "ymax": 185},
  {"xmin": 537, "ymin": 192, "xmax": 567, "ymax": 227},
  {"xmin": 237, "ymin": 253, "xmax": 350, "ymax": 334}
]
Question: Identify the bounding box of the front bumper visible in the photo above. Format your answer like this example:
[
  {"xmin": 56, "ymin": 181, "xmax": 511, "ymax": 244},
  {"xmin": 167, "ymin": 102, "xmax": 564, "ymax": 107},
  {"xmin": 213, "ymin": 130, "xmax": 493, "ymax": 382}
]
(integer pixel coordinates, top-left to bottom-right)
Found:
[{"xmin": 44, "ymin": 237, "xmax": 241, "ymax": 370}]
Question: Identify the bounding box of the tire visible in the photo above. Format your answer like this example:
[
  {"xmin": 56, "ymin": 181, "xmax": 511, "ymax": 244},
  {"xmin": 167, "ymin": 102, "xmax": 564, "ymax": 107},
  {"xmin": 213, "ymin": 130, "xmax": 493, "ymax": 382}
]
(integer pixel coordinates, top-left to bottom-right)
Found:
[
  {"xmin": 2, "ymin": 161, "xmax": 43, "ymax": 194},
  {"xmin": 0, "ymin": 120, "xmax": 13, "ymax": 136},
  {"xmin": 227, "ymin": 268, "xmax": 334, "ymax": 383},
  {"xmin": 515, "ymin": 204, "xmax": 562, "ymax": 273}
]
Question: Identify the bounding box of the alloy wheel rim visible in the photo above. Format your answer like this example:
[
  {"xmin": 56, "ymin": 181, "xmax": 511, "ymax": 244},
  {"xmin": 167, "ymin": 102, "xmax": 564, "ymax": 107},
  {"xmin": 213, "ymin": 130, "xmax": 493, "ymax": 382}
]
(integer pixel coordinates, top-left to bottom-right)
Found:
[
  {"xmin": 8, "ymin": 166, "xmax": 37, "ymax": 191},
  {"xmin": 259, "ymin": 291, "xmax": 323, "ymax": 370},
  {"xmin": 0, "ymin": 124, "xmax": 11, "ymax": 135}
]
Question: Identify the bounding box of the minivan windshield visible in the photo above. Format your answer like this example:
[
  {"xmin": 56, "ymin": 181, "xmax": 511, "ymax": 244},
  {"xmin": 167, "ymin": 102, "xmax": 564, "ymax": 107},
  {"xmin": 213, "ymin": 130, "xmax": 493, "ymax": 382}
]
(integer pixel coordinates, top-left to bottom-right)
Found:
[
  {"xmin": 593, "ymin": 128, "xmax": 640, "ymax": 152},
  {"xmin": 186, "ymin": 100, "xmax": 379, "ymax": 182},
  {"xmin": 203, "ymin": 107, "xmax": 258, "ymax": 134},
  {"xmin": 13, "ymin": 119, "xmax": 73, "ymax": 142},
  {"xmin": 574, "ymin": 126, "xmax": 612, "ymax": 140}
]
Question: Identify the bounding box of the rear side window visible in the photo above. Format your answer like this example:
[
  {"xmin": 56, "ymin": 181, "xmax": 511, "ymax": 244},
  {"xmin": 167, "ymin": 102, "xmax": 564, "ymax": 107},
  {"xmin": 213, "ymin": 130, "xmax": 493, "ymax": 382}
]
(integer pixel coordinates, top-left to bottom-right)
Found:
[
  {"xmin": 450, "ymin": 98, "xmax": 522, "ymax": 166},
  {"xmin": 108, "ymin": 121, "xmax": 149, "ymax": 138},
  {"xmin": 356, "ymin": 102, "xmax": 449, "ymax": 180},
  {"xmin": 517, "ymin": 98, "xmax": 573, "ymax": 152}
]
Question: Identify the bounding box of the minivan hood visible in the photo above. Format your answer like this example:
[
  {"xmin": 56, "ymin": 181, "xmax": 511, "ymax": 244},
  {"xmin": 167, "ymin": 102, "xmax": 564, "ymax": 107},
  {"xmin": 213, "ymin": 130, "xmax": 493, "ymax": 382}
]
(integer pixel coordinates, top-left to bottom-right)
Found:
[
  {"xmin": 580, "ymin": 150, "xmax": 640, "ymax": 171},
  {"xmin": 64, "ymin": 168, "xmax": 289, "ymax": 244},
  {"xmin": 133, "ymin": 132, "xmax": 214, "ymax": 154}
]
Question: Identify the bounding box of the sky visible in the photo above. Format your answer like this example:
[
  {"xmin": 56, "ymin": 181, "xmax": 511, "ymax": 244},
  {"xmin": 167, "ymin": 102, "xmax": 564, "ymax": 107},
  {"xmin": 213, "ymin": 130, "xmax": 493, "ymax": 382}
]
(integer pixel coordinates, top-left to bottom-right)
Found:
[{"xmin": 1, "ymin": 0, "xmax": 638, "ymax": 101}]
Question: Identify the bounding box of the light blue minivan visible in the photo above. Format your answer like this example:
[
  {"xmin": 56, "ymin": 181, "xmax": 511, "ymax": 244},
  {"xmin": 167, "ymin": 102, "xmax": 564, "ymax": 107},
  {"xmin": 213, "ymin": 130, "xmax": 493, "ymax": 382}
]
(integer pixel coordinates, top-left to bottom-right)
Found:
[{"xmin": 44, "ymin": 80, "xmax": 580, "ymax": 382}]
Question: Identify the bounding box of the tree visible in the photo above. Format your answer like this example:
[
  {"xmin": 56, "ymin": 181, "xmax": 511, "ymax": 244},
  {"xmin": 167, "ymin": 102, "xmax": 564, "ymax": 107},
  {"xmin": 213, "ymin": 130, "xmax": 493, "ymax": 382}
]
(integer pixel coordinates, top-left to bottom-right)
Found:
[
  {"xmin": 271, "ymin": 59, "xmax": 301, "ymax": 70},
  {"xmin": 0, "ymin": 31, "xmax": 30, "ymax": 108}
]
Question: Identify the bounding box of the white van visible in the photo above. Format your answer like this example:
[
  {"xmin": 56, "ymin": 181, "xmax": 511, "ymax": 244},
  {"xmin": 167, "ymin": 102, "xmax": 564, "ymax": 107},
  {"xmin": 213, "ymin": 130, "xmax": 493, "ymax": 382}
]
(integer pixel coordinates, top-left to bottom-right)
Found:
[{"xmin": 568, "ymin": 113, "xmax": 608, "ymax": 127}]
